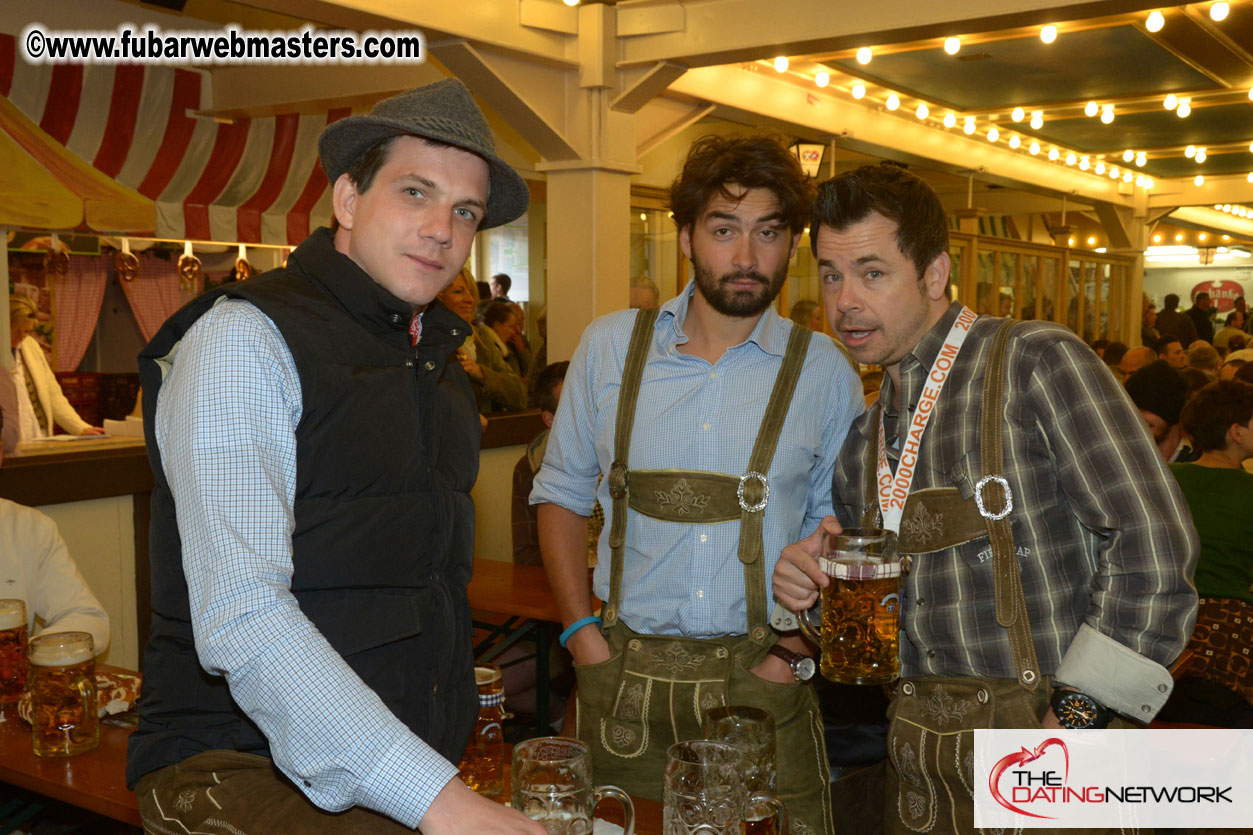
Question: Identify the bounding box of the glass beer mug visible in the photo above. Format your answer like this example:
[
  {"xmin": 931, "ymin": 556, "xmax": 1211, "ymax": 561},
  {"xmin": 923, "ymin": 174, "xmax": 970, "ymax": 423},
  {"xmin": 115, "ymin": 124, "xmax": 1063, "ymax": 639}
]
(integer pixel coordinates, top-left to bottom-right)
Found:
[
  {"xmin": 512, "ymin": 737, "xmax": 635, "ymax": 835},
  {"xmin": 797, "ymin": 528, "xmax": 902, "ymax": 685},
  {"xmin": 0, "ymin": 599, "xmax": 28, "ymax": 705},
  {"xmin": 28, "ymin": 631, "xmax": 98, "ymax": 757},
  {"xmin": 663, "ymin": 740, "xmax": 787, "ymax": 835}
]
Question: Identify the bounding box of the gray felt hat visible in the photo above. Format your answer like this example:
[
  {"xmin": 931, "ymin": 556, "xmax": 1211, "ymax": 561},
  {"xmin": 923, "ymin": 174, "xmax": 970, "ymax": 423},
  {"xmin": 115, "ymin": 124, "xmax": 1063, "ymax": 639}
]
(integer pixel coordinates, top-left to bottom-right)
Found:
[{"xmin": 318, "ymin": 78, "xmax": 528, "ymax": 229}]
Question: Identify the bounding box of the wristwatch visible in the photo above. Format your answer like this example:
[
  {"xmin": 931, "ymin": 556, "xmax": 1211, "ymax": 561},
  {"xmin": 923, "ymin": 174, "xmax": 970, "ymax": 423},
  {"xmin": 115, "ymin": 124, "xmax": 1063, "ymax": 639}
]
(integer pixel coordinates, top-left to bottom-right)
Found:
[
  {"xmin": 1050, "ymin": 688, "xmax": 1115, "ymax": 729},
  {"xmin": 767, "ymin": 645, "xmax": 816, "ymax": 682}
]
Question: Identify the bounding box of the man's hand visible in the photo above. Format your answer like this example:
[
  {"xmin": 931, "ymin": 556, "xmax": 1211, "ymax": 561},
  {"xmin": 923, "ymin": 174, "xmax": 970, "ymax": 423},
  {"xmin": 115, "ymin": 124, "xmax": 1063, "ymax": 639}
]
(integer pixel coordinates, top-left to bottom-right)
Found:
[
  {"xmin": 567, "ymin": 622, "xmax": 611, "ymax": 668},
  {"xmin": 420, "ymin": 778, "xmax": 546, "ymax": 835},
  {"xmin": 772, "ymin": 516, "xmax": 842, "ymax": 611},
  {"xmin": 81, "ymin": 426, "xmax": 106, "ymax": 435},
  {"xmin": 747, "ymin": 651, "xmax": 794, "ymax": 684},
  {"xmin": 1041, "ymin": 709, "xmax": 1063, "ymax": 730}
]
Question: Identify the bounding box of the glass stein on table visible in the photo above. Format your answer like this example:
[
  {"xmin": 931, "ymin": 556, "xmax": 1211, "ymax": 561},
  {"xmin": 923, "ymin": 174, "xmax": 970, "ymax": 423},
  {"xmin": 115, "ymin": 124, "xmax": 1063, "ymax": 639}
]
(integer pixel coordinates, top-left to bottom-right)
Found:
[
  {"xmin": 701, "ymin": 706, "xmax": 784, "ymax": 835},
  {"xmin": 0, "ymin": 599, "xmax": 28, "ymax": 705},
  {"xmin": 28, "ymin": 631, "xmax": 98, "ymax": 757},
  {"xmin": 512, "ymin": 737, "xmax": 635, "ymax": 835},
  {"xmin": 663, "ymin": 740, "xmax": 787, "ymax": 835},
  {"xmin": 459, "ymin": 664, "xmax": 505, "ymax": 796}
]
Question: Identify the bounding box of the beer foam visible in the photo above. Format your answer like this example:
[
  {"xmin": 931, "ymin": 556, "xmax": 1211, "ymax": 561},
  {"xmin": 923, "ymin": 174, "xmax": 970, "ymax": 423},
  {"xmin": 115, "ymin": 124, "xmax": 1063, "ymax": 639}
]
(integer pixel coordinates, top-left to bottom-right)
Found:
[
  {"xmin": 28, "ymin": 633, "xmax": 94, "ymax": 666},
  {"xmin": 475, "ymin": 665, "xmax": 502, "ymax": 685},
  {"xmin": 0, "ymin": 601, "xmax": 26, "ymax": 630}
]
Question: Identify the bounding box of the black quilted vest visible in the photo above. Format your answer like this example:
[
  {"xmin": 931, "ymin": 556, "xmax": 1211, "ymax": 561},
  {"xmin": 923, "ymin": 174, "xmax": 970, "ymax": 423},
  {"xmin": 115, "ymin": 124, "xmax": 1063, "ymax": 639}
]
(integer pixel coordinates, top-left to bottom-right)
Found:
[{"xmin": 127, "ymin": 228, "xmax": 479, "ymax": 785}]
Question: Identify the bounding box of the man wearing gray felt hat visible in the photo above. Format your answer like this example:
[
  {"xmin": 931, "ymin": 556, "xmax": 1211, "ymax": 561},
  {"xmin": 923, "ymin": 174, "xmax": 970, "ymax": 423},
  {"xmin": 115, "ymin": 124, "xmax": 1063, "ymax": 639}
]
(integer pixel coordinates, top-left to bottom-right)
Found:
[{"xmin": 128, "ymin": 78, "xmax": 543, "ymax": 835}]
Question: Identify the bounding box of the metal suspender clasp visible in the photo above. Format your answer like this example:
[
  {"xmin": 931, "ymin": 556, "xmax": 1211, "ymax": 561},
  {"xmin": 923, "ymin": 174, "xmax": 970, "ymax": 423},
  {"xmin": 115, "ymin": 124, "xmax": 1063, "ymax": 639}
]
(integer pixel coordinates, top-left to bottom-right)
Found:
[
  {"xmin": 608, "ymin": 460, "xmax": 629, "ymax": 500},
  {"xmin": 974, "ymin": 475, "xmax": 1014, "ymax": 521},
  {"xmin": 737, "ymin": 471, "xmax": 770, "ymax": 513}
]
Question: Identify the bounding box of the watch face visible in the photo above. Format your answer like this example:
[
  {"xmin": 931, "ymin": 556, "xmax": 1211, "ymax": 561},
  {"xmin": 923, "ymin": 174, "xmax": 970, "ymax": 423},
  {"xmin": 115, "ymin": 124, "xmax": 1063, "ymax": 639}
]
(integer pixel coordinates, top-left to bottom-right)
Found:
[
  {"xmin": 1056, "ymin": 693, "xmax": 1100, "ymax": 729},
  {"xmin": 794, "ymin": 657, "xmax": 816, "ymax": 681}
]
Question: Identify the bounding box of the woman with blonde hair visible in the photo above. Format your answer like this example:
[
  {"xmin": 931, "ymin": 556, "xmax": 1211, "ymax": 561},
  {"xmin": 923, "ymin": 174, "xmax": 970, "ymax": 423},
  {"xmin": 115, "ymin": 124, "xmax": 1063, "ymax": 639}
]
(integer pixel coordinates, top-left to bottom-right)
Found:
[{"xmin": 438, "ymin": 269, "xmax": 527, "ymax": 413}]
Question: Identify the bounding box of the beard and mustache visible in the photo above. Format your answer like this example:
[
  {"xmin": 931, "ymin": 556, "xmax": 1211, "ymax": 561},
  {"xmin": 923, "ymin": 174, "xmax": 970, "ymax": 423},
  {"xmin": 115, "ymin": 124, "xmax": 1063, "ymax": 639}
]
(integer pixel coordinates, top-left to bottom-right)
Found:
[{"xmin": 691, "ymin": 256, "xmax": 788, "ymax": 318}]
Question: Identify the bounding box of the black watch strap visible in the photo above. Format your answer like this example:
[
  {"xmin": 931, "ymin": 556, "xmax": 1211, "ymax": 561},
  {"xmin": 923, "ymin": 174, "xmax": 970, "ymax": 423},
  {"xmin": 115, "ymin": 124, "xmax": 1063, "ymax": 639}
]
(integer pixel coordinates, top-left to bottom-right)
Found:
[{"xmin": 767, "ymin": 644, "xmax": 816, "ymax": 681}]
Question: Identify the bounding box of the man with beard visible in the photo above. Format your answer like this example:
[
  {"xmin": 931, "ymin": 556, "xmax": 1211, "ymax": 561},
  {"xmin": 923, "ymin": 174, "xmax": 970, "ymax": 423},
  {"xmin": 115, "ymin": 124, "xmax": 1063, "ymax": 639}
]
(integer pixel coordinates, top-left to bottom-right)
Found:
[{"xmin": 531, "ymin": 134, "xmax": 861, "ymax": 834}]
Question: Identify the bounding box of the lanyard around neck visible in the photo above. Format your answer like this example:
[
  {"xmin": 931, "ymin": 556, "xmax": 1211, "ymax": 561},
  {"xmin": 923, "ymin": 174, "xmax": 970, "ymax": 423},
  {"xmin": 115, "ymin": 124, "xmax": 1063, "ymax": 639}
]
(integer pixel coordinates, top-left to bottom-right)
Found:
[{"xmin": 876, "ymin": 306, "xmax": 977, "ymax": 533}]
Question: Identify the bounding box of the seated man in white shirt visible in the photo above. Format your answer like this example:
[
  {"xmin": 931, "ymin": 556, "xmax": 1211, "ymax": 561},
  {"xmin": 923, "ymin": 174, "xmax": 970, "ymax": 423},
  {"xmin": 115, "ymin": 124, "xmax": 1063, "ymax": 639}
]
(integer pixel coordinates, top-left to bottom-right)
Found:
[
  {"xmin": 8, "ymin": 295, "xmax": 104, "ymax": 441},
  {"xmin": 0, "ymin": 414, "xmax": 110, "ymax": 654}
]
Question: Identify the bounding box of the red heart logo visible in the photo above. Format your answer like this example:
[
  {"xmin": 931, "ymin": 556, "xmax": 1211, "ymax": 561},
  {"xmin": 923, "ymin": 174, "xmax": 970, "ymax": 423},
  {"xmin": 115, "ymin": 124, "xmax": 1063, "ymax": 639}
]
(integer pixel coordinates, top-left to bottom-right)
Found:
[{"xmin": 988, "ymin": 738, "xmax": 1069, "ymax": 819}]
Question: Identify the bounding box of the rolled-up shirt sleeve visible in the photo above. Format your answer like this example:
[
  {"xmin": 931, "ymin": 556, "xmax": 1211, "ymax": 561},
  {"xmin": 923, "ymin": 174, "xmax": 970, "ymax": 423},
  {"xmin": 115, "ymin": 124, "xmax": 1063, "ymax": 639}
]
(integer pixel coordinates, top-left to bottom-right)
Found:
[
  {"xmin": 157, "ymin": 300, "xmax": 456, "ymax": 827},
  {"xmin": 530, "ymin": 321, "xmax": 604, "ymax": 514}
]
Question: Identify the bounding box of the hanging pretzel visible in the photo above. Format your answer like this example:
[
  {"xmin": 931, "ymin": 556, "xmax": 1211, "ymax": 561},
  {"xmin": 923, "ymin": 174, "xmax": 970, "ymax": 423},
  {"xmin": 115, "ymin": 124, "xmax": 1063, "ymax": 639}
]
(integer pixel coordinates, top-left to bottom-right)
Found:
[
  {"xmin": 44, "ymin": 249, "xmax": 69, "ymax": 277},
  {"xmin": 177, "ymin": 253, "xmax": 203, "ymax": 291},
  {"xmin": 234, "ymin": 257, "xmax": 255, "ymax": 280},
  {"xmin": 114, "ymin": 250, "xmax": 140, "ymax": 281}
]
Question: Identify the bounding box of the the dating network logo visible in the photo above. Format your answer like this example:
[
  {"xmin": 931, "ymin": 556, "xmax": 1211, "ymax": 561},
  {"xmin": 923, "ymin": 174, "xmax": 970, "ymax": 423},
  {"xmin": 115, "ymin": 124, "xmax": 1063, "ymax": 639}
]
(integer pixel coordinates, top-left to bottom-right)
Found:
[{"xmin": 988, "ymin": 738, "xmax": 1070, "ymax": 819}]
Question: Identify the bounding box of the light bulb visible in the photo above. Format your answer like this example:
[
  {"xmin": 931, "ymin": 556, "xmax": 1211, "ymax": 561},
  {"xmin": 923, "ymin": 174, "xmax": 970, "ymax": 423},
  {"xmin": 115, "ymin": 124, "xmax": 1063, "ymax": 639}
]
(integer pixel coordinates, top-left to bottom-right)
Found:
[
  {"xmin": 1029, "ymin": 141, "xmax": 1040, "ymax": 155},
  {"xmin": 1041, "ymin": 25, "xmax": 1057, "ymax": 44},
  {"xmin": 1100, "ymin": 106, "xmax": 1115, "ymax": 124},
  {"xmin": 1177, "ymin": 99, "xmax": 1191, "ymax": 117},
  {"xmin": 1196, "ymin": 148, "xmax": 1207, "ymax": 163},
  {"xmin": 815, "ymin": 71, "xmax": 830, "ymax": 87},
  {"xmin": 1163, "ymin": 93, "xmax": 1178, "ymax": 110},
  {"xmin": 1049, "ymin": 147, "xmax": 1060, "ymax": 161},
  {"xmin": 1185, "ymin": 145, "xmax": 1196, "ymax": 158},
  {"xmin": 1120, "ymin": 149, "xmax": 1132, "ymax": 163},
  {"xmin": 774, "ymin": 56, "xmax": 789, "ymax": 72},
  {"xmin": 1137, "ymin": 175, "xmax": 1146, "ymax": 187},
  {"xmin": 1124, "ymin": 171, "xmax": 1133, "ymax": 182},
  {"xmin": 1066, "ymin": 152, "xmax": 1077, "ymax": 165},
  {"xmin": 856, "ymin": 47, "xmax": 872, "ymax": 65},
  {"xmin": 1095, "ymin": 160, "xmax": 1106, "ymax": 174},
  {"xmin": 944, "ymin": 37, "xmax": 960, "ymax": 55},
  {"xmin": 964, "ymin": 118, "xmax": 976, "ymax": 135},
  {"xmin": 1223, "ymin": 204, "xmax": 1233, "ymax": 212},
  {"xmin": 1136, "ymin": 152, "xmax": 1147, "ymax": 167},
  {"xmin": 1110, "ymin": 166, "xmax": 1119, "ymax": 178},
  {"xmin": 1068, "ymin": 237, "xmax": 1075, "ymax": 246},
  {"xmin": 1249, "ymin": 87, "xmax": 1253, "ymax": 101},
  {"xmin": 1012, "ymin": 107, "xmax": 1025, "ymax": 122},
  {"xmin": 1145, "ymin": 178, "xmax": 1154, "ymax": 189},
  {"xmin": 1194, "ymin": 174, "xmax": 1205, "ymax": 186},
  {"xmin": 852, "ymin": 83, "xmax": 866, "ymax": 99},
  {"xmin": 1009, "ymin": 135, "xmax": 1021, "ymax": 149},
  {"xmin": 1146, "ymin": 11, "xmax": 1165, "ymax": 32},
  {"xmin": 1087, "ymin": 237, "xmax": 1096, "ymax": 245},
  {"xmin": 1079, "ymin": 156, "xmax": 1090, "ymax": 170},
  {"xmin": 563, "ymin": 0, "xmax": 580, "ymax": 5},
  {"xmin": 886, "ymin": 93, "xmax": 900, "ymax": 110},
  {"xmin": 987, "ymin": 127, "xmax": 1000, "ymax": 142},
  {"xmin": 1030, "ymin": 111, "xmax": 1043, "ymax": 130},
  {"xmin": 1084, "ymin": 101, "xmax": 1099, "ymax": 117},
  {"xmin": 1211, "ymin": 2, "xmax": 1229, "ymax": 22},
  {"xmin": 1249, "ymin": 141, "xmax": 1253, "ymax": 152},
  {"xmin": 916, "ymin": 103, "xmax": 929, "ymax": 119},
  {"xmin": 943, "ymin": 112, "xmax": 956, "ymax": 128},
  {"xmin": 1249, "ymin": 173, "xmax": 1253, "ymax": 183}
]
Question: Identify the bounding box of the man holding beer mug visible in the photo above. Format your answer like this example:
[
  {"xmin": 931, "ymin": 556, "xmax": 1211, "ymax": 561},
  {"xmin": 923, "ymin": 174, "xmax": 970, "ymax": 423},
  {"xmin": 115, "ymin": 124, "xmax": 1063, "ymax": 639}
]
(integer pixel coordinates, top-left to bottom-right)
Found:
[
  {"xmin": 126, "ymin": 80, "xmax": 544, "ymax": 835},
  {"xmin": 772, "ymin": 163, "xmax": 1198, "ymax": 833},
  {"xmin": 533, "ymin": 134, "xmax": 864, "ymax": 835}
]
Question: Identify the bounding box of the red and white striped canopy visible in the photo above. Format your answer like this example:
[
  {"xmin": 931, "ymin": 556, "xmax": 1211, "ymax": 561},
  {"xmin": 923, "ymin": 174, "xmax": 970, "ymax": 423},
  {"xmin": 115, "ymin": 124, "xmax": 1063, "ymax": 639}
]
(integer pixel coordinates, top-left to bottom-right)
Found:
[{"xmin": 1, "ymin": 33, "xmax": 347, "ymax": 245}]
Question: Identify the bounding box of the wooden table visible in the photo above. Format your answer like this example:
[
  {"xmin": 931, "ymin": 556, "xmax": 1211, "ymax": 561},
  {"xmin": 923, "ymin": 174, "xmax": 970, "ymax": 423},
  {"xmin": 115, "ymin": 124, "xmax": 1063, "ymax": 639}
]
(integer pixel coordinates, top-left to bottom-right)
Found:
[
  {"xmin": 467, "ymin": 560, "xmax": 565, "ymax": 732},
  {"xmin": 0, "ymin": 666, "xmax": 140, "ymax": 828}
]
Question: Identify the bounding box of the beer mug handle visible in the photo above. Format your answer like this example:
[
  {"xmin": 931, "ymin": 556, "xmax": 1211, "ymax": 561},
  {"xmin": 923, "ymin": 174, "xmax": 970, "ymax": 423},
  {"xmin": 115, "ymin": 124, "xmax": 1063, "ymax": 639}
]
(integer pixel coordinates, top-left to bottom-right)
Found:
[
  {"xmin": 76, "ymin": 667, "xmax": 98, "ymax": 717},
  {"xmin": 746, "ymin": 791, "xmax": 788, "ymax": 835},
  {"xmin": 593, "ymin": 784, "xmax": 635, "ymax": 835},
  {"xmin": 796, "ymin": 600, "xmax": 822, "ymax": 648}
]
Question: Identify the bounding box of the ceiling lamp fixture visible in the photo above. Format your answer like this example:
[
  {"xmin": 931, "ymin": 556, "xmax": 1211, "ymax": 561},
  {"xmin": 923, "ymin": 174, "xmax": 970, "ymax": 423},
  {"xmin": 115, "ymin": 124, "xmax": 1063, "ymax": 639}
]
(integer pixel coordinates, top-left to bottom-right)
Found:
[
  {"xmin": 1136, "ymin": 151, "xmax": 1147, "ymax": 167},
  {"xmin": 964, "ymin": 117, "xmax": 977, "ymax": 135},
  {"xmin": 1177, "ymin": 98, "xmax": 1192, "ymax": 117},
  {"xmin": 987, "ymin": 127, "xmax": 1000, "ymax": 142},
  {"xmin": 815, "ymin": 71, "xmax": 830, "ymax": 87},
  {"xmin": 1194, "ymin": 174, "xmax": 1205, "ymax": 186},
  {"xmin": 773, "ymin": 56, "xmax": 789, "ymax": 72},
  {"xmin": 1211, "ymin": 2, "xmax": 1229, "ymax": 22},
  {"xmin": 1087, "ymin": 237, "xmax": 1097, "ymax": 245},
  {"xmin": 1195, "ymin": 148, "xmax": 1207, "ymax": 163},
  {"xmin": 852, "ymin": 83, "xmax": 866, "ymax": 99},
  {"xmin": 1012, "ymin": 107, "xmax": 1025, "ymax": 122},
  {"xmin": 1095, "ymin": 160, "xmax": 1106, "ymax": 174},
  {"xmin": 856, "ymin": 47, "xmax": 872, "ymax": 65},
  {"xmin": 1009, "ymin": 135, "xmax": 1021, "ymax": 149},
  {"xmin": 1122, "ymin": 149, "xmax": 1135, "ymax": 162},
  {"xmin": 1049, "ymin": 147, "xmax": 1060, "ymax": 161},
  {"xmin": 1123, "ymin": 171, "xmax": 1133, "ymax": 183},
  {"xmin": 943, "ymin": 112, "xmax": 957, "ymax": 128},
  {"xmin": 916, "ymin": 103, "xmax": 929, "ymax": 120},
  {"xmin": 1248, "ymin": 172, "xmax": 1253, "ymax": 183},
  {"xmin": 1163, "ymin": 93, "xmax": 1178, "ymax": 110},
  {"xmin": 885, "ymin": 93, "xmax": 900, "ymax": 110},
  {"xmin": 1145, "ymin": 177, "xmax": 1154, "ymax": 189},
  {"xmin": 1041, "ymin": 25, "xmax": 1058, "ymax": 44},
  {"xmin": 1146, "ymin": 10, "xmax": 1165, "ymax": 32},
  {"xmin": 1084, "ymin": 101, "xmax": 1099, "ymax": 117},
  {"xmin": 563, "ymin": 0, "xmax": 580, "ymax": 5},
  {"xmin": 1185, "ymin": 145, "xmax": 1197, "ymax": 158},
  {"xmin": 1100, "ymin": 104, "xmax": 1115, "ymax": 124},
  {"xmin": 1030, "ymin": 111, "xmax": 1044, "ymax": 130},
  {"xmin": 1110, "ymin": 165, "xmax": 1120, "ymax": 178},
  {"xmin": 1136, "ymin": 175, "xmax": 1146, "ymax": 186},
  {"xmin": 1079, "ymin": 156, "xmax": 1090, "ymax": 169},
  {"xmin": 1066, "ymin": 152, "xmax": 1077, "ymax": 165},
  {"xmin": 1029, "ymin": 141, "xmax": 1041, "ymax": 155},
  {"xmin": 944, "ymin": 37, "xmax": 961, "ymax": 55}
]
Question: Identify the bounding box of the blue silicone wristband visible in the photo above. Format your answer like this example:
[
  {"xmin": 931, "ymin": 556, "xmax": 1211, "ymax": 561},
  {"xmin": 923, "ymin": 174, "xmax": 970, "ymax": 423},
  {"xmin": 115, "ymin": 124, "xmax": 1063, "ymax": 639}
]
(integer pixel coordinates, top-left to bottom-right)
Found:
[{"xmin": 559, "ymin": 616, "xmax": 602, "ymax": 648}]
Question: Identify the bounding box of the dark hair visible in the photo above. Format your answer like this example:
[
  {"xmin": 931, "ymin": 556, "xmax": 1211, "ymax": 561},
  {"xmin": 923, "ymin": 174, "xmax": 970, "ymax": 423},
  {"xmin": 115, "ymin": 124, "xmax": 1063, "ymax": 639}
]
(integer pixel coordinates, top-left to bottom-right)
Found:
[
  {"xmin": 535, "ymin": 361, "xmax": 569, "ymax": 414},
  {"xmin": 331, "ymin": 135, "xmax": 460, "ymax": 232},
  {"xmin": 1228, "ymin": 310, "xmax": 1244, "ymax": 326},
  {"xmin": 1230, "ymin": 333, "xmax": 1248, "ymax": 352},
  {"xmin": 482, "ymin": 299, "xmax": 517, "ymax": 328},
  {"xmin": 1236, "ymin": 362, "xmax": 1253, "ymax": 385},
  {"xmin": 668, "ymin": 134, "xmax": 813, "ymax": 235},
  {"xmin": 1164, "ymin": 293, "xmax": 1180, "ymax": 310},
  {"xmin": 1103, "ymin": 341, "xmax": 1128, "ymax": 366},
  {"xmin": 476, "ymin": 280, "xmax": 492, "ymax": 301},
  {"xmin": 1180, "ymin": 367, "xmax": 1211, "ymax": 396},
  {"xmin": 1194, "ymin": 292, "xmax": 1210, "ymax": 304},
  {"xmin": 492, "ymin": 273, "xmax": 512, "ymax": 294},
  {"xmin": 1155, "ymin": 335, "xmax": 1181, "ymax": 355},
  {"xmin": 1180, "ymin": 380, "xmax": 1253, "ymax": 452},
  {"xmin": 810, "ymin": 162, "xmax": 949, "ymax": 277}
]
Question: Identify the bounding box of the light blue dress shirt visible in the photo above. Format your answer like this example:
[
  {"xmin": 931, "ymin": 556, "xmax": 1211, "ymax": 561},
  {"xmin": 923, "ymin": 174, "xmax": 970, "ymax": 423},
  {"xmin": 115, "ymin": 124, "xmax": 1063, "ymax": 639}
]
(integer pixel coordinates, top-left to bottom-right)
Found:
[
  {"xmin": 156, "ymin": 300, "xmax": 456, "ymax": 828},
  {"xmin": 531, "ymin": 281, "xmax": 863, "ymax": 637}
]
